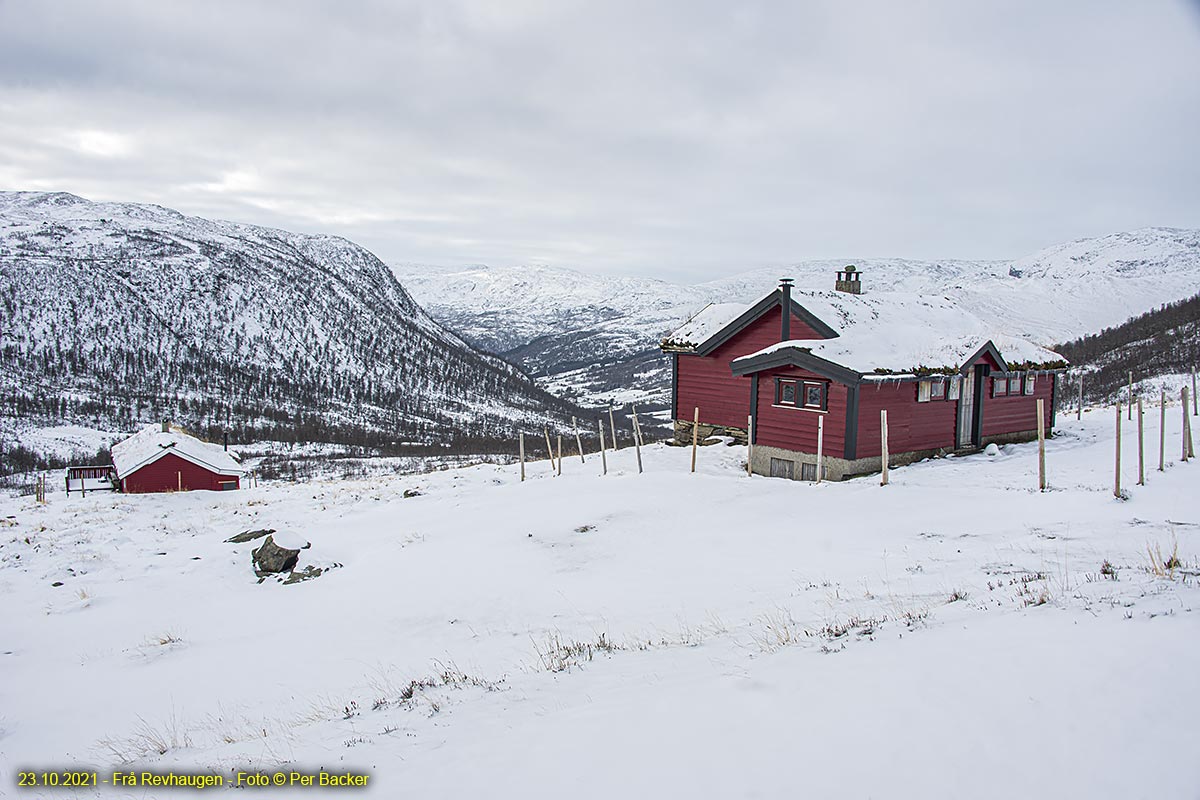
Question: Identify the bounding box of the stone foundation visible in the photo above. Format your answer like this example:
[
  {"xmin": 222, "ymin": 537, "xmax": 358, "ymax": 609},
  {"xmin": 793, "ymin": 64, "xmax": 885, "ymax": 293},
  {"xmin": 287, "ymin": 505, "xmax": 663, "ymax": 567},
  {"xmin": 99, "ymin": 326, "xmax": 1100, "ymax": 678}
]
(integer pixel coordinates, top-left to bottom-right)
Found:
[
  {"xmin": 672, "ymin": 419, "xmax": 748, "ymax": 446},
  {"xmin": 749, "ymin": 427, "xmax": 1043, "ymax": 481}
]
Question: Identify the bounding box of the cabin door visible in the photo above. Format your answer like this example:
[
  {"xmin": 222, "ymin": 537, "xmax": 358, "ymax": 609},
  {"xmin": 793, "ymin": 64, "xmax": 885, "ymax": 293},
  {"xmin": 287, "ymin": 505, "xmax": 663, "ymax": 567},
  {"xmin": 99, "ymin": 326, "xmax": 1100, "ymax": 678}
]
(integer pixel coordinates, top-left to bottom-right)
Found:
[{"xmin": 956, "ymin": 370, "xmax": 977, "ymax": 449}]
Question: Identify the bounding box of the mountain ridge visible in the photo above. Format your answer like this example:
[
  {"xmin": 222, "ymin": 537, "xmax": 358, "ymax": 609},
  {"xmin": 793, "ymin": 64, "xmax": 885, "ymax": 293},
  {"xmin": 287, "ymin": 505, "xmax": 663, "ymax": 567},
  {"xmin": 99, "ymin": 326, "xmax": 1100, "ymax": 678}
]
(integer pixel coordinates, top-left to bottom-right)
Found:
[
  {"xmin": 0, "ymin": 191, "xmax": 578, "ymax": 461},
  {"xmin": 395, "ymin": 226, "xmax": 1200, "ymax": 407}
]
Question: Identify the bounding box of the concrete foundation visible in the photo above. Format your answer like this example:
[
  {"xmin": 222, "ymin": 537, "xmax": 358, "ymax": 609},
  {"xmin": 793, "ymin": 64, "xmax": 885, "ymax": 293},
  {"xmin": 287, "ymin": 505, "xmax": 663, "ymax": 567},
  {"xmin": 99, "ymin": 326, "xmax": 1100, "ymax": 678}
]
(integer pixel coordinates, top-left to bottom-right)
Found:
[{"xmin": 750, "ymin": 429, "xmax": 1041, "ymax": 481}]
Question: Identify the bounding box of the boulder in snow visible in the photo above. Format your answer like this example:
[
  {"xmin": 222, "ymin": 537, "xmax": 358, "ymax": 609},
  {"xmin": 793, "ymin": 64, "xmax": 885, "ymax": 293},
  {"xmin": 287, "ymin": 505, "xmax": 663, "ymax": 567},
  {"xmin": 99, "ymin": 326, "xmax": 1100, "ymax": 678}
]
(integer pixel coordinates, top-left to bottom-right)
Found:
[
  {"xmin": 984, "ymin": 443, "xmax": 1000, "ymax": 457},
  {"xmin": 252, "ymin": 534, "xmax": 309, "ymax": 575}
]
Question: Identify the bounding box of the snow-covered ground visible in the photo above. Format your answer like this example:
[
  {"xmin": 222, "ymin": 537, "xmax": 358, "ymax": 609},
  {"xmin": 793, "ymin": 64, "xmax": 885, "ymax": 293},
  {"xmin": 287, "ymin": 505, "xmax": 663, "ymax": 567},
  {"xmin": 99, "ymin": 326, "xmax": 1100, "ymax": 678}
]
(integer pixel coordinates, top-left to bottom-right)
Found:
[{"xmin": 2, "ymin": 403, "xmax": 1198, "ymax": 798}]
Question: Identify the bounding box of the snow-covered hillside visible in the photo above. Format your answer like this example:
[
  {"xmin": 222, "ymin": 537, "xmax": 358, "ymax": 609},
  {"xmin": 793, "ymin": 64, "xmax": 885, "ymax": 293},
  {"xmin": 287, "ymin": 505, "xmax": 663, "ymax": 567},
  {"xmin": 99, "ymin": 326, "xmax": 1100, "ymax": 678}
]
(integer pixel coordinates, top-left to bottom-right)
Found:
[
  {"xmin": 396, "ymin": 227, "xmax": 1200, "ymax": 406},
  {"xmin": 0, "ymin": 192, "xmax": 576, "ymax": 458},
  {"xmin": 2, "ymin": 402, "xmax": 1198, "ymax": 797}
]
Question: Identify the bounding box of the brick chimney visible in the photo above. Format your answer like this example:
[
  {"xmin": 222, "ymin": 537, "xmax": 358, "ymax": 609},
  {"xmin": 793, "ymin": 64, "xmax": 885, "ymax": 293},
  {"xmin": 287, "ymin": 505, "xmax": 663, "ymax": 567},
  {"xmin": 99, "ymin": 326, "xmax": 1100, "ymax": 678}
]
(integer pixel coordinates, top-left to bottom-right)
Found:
[
  {"xmin": 779, "ymin": 278, "xmax": 794, "ymax": 340},
  {"xmin": 835, "ymin": 265, "xmax": 862, "ymax": 294}
]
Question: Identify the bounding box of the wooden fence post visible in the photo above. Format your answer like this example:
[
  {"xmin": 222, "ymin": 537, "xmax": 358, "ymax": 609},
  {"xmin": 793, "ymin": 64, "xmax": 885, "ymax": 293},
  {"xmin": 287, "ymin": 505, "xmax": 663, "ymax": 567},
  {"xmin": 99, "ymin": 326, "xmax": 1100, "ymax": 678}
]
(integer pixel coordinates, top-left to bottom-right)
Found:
[
  {"xmin": 519, "ymin": 433, "xmax": 526, "ymax": 482},
  {"xmin": 1128, "ymin": 371, "xmax": 1133, "ymax": 420},
  {"xmin": 556, "ymin": 435, "xmax": 563, "ymax": 476},
  {"xmin": 598, "ymin": 419, "xmax": 607, "ymax": 475},
  {"xmin": 1077, "ymin": 376, "xmax": 1083, "ymax": 421},
  {"xmin": 1193, "ymin": 369, "xmax": 1198, "ymax": 416},
  {"xmin": 880, "ymin": 409, "xmax": 889, "ymax": 486},
  {"xmin": 1037, "ymin": 398, "xmax": 1047, "ymax": 491},
  {"xmin": 1136, "ymin": 397, "xmax": 1145, "ymax": 486},
  {"xmin": 746, "ymin": 414, "xmax": 754, "ymax": 477},
  {"xmin": 1159, "ymin": 390, "xmax": 1167, "ymax": 472},
  {"xmin": 609, "ymin": 405, "xmax": 618, "ymax": 451},
  {"xmin": 544, "ymin": 427, "xmax": 555, "ymax": 473},
  {"xmin": 816, "ymin": 414, "xmax": 825, "ymax": 484},
  {"xmin": 632, "ymin": 405, "xmax": 645, "ymax": 448},
  {"xmin": 1114, "ymin": 403, "xmax": 1122, "ymax": 498},
  {"xmin": 691, "ymin": 407, "xmax": 699, "ymax": 473},
  {"xmin": 573, "ymin": 416, "xmax": 585, "ymax": 463},
  {"xmin": 1184, "ymin": 387, "xmax": 1194, "ymax": 461},
  {"xmin": 632, "ymin": 413, "xmax": 644, "ymax": 474}
]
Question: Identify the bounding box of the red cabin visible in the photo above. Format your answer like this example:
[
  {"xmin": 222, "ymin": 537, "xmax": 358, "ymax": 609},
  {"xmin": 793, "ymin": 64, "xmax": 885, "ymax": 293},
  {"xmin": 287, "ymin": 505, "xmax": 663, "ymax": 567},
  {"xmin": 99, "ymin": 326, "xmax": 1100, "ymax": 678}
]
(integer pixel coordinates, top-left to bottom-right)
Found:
[
  {"xmin": 111, "ymin": 423, "xmax": 243, "ymax": 493},
  {"xmin": 663, "ymin": 274, "xmax": 1068, "ymax": 480}
]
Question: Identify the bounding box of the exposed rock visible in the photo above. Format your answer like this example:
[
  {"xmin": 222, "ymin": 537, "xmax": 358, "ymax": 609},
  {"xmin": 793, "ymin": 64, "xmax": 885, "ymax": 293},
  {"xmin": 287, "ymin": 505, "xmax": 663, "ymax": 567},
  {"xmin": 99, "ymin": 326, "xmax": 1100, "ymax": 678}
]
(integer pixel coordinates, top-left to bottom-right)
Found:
[
  {"xmin": 252, "ymin": 535, "xmax": 301, "ymax": 574},
  {"xmin": 282, "ymin": 563, "xmax": 341, "ymax": 585},
  {"xmin": 985, "ymin": 443, "xmax": 1001, "ymax": 457},
  {"xmin": 403, "ymin": 488, "xmax": 422, "ymax": 498},
  {"xmin": 227, "ymin": 528, "xmax": 275, "ymax": 544}
]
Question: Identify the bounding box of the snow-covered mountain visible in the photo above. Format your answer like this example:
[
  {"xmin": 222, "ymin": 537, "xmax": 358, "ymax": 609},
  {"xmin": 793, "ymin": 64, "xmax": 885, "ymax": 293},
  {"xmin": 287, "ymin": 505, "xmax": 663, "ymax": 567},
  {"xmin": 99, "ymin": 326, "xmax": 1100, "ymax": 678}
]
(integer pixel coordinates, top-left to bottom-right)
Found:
[
  {"xmin": 0, "ymin": 192, "xmax": 575, "ymax": 452},
  {"xmin": 395, "ymin": 228, "xmax": 1200, "ymax": 407}
]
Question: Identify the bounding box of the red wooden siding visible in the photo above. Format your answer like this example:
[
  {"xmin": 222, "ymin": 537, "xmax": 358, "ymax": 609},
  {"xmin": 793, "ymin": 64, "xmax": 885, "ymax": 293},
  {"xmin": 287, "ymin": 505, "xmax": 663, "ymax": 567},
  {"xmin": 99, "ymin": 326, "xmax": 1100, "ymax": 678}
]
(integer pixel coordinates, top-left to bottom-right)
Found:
[
  {"xmin": 122, "ymin": 452, "xmax": 240, "ymax": 493},
  {"xmin": 982, "ymin": 373, "xmax": 1055, "ymax": 438},
  {"xmin": 754, "ymin": 367, "xmax": 849, "ymax": 458},
  {"xmin": 855, "ymin": 380, "xmax": 958, "ymax": 458},
  {"xmin": 676, "ymin": 308, "xmax": 825, "ymax": 428}
]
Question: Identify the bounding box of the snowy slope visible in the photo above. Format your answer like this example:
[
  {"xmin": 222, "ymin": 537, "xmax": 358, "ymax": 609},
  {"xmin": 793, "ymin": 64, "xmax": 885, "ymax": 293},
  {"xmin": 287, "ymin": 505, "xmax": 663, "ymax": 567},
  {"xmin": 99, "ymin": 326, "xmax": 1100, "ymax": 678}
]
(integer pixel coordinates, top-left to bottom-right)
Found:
[
  {"xmin": 395, "ymin": 227, "xmax": 1200, "ymax": 406},
  {"xmin": 1, "ymin": 401, "xmax": 1198, "ymax": 797},
  {"xmin": 0, "ymin": 192, "xmax": 576, "ymax": 453}
]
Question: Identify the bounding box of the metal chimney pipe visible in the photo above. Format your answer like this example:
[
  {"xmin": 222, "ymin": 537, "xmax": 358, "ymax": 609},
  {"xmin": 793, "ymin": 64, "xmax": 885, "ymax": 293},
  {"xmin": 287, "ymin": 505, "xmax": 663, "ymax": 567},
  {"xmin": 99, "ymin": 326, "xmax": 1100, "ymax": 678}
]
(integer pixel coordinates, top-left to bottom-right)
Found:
[
  {"xmin": 161, "ymin": 420, "xmax": 169, "ymax": 433},
  {"xmin": 223, "ymin": 431, "xmax": 229, "ymax": 452},
  {"xmin": 779, "ymin": 278, "xmax": 794, "ymax": 341}
]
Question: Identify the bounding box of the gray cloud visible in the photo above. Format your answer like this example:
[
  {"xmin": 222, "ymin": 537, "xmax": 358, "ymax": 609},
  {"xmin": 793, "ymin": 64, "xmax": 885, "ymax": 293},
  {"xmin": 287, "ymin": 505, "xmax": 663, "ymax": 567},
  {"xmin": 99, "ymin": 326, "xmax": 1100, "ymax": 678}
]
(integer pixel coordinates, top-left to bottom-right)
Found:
[{"xmin": 1, "ymin": 0, "xmax": 1197, "ymax": 280}]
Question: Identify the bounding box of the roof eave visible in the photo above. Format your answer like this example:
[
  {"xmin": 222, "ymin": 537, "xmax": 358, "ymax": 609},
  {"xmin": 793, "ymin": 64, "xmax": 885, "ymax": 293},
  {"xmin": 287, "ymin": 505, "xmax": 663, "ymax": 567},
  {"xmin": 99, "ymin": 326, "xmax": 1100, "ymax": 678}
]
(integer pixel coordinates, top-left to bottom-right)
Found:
[{"xmin": 731, "ymin": 346, "xmax": 864, "ymax": 386}]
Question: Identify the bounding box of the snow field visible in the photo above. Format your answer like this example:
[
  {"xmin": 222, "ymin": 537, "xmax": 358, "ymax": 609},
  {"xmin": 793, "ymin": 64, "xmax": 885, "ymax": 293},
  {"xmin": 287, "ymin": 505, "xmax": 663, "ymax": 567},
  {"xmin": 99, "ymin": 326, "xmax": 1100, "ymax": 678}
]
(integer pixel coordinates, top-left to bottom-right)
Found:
[{"xmin": 0, "ymin": 403, "xmax": 1198, "ymax": 798}]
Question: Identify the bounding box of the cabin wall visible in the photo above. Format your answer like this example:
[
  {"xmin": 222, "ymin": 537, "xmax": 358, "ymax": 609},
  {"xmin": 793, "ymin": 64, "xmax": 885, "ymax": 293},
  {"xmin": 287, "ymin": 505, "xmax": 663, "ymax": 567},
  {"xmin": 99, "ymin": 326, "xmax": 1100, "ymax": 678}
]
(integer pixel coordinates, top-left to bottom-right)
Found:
[
  {"xmin": 676, "ymin": 308, "xmax": 824, "ymax": 430},
  {"xmin": 981, "ymin": 373, "xmax": 1055, "ymax": 440},
  {"xmin": 122, "ymin": 452, "xmax": 239, "ymax": 493},
  {"xmin": 753, "ymin": 366, "xmax": 849, "ymax": 458},
  {"xmin": 855, "ymin": 380, "xmax": 958, "ymax": 459}
]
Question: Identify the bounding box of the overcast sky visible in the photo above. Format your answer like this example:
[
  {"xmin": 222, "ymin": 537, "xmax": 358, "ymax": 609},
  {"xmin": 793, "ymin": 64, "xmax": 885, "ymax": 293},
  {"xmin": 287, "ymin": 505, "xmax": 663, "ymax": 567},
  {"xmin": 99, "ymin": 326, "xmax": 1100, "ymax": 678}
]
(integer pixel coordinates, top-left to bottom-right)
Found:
[{"xmin": 1, "ymin": 1, "xmax": 1197, "ymax": 281}]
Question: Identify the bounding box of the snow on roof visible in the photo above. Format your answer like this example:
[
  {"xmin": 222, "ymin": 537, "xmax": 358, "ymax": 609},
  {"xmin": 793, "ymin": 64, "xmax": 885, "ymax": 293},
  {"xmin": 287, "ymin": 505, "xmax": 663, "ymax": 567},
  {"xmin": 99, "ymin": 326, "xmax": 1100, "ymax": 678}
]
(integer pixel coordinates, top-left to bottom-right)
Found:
[
  {"xmin": 111, "ymin": 424, "xmax": 243, "ymax": 479},
  {"xmin": 730, "ymin": 290, "xmax": 1066, "ymax": 375},
  {"xmin": 661, "ymin": 298, "xmax": 767, "ymax": 350}
]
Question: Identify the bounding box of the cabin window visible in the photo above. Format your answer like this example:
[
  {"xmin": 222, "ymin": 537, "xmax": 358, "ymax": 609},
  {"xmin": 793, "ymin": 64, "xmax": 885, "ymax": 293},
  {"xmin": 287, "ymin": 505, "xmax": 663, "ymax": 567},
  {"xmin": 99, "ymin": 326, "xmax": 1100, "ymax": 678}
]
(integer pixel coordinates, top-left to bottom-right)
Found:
[
  {"xmin": 803, "ymin": 381, "xmax": 827, "ymax": 410},
  {"xmin": 776, "ymin": 379, "xmax": 799, "ymax": 406},
  {"xmin": 775, "ymin": 378, "xmax": 827, "ymax": 411},
  {"xmin": 993, "ymin": 377, "xmax": 1008, "ymax": 397},
  {"xmin": 948, "ymin": 376, "xmax": 961, "ymax": 401},
  {"xmin": 1024, "ymin": 373, "xmax": 1036, "ymax": 395},
  {"xmin": 1009, "ymin": 375, "xmax": 1022, "ymax": 395},
  {"xmin": 917, "ymin": 379, "xmax": 947, "ymax": 402},
  {"xmin": 769, "ymin": 457, "xmax": 795, "ymax": 479}
]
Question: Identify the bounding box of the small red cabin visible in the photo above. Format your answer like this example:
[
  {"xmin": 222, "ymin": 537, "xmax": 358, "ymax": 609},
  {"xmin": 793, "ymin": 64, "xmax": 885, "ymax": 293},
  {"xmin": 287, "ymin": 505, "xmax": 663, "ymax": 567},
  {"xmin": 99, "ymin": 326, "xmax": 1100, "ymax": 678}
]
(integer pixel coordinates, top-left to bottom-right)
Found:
[
  {"xmin": 663, "ymin": 276, "xmax": 1068, "ymax": 480},
  {"xmin": 111, "ymin": 423, "xmax": 242, "ymax": 493}
]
